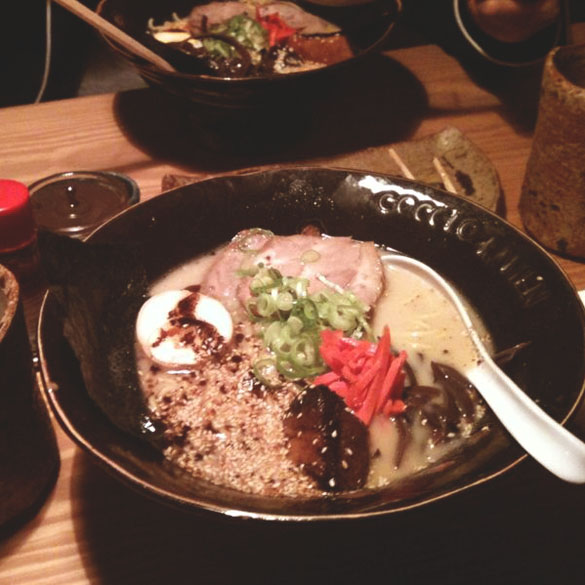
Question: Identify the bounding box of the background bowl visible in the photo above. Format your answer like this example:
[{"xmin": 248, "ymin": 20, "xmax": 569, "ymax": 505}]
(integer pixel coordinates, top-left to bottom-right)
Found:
[
  {"xmin": 96, "ymin": 0, "xmax": 402, "ymax": 109},
  {"xmin": 95, "ymin": 0, "xmax": 402, "ymax": 149},
  {"xmin": 37, "ymin": 168, "xmax": 585, "ymax": 521}
]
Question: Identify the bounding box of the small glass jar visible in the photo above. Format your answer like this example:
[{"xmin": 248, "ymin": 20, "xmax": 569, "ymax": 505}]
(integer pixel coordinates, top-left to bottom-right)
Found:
[
  {"xmin": 29, "ymin": 171, "xmax": 140, "ymax": 240},
  {"xmin": 0, "ymin": 179, "xmax": 43, "ymax": 342}
]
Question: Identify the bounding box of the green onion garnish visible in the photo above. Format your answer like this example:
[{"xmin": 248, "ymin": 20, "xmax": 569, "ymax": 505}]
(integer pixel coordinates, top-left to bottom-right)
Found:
[{"xmin": 246, "ymin": 266, "xmax": 372, "ymax": 381}]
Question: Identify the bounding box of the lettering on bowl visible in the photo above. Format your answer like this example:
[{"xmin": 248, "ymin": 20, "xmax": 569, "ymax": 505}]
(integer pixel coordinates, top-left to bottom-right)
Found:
[{"xmin": 378, "ymin": 190, "xmax": 550, "ymax": 308}]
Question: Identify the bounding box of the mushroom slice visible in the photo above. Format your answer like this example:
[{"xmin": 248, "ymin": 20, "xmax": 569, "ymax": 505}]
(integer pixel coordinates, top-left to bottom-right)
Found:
[{"xmin": 283, "ymin": 385, "xmax": 370, "ymax": 492}]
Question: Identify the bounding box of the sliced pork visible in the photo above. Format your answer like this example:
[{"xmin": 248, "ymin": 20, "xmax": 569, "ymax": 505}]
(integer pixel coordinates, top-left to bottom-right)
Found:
[
  {"xmin": 188, "ymin": 1, "xmax": 341, "ymax": 36},
  {"xmin": 189, "ymin": 1, "xmax": 252, "ymax": 34},
  {"xmin": 200, "ymin": 230, "xmax": 385, "ymax": 313},
  {"xmin": 200, "ymin": 229, "xmax": 273, "ymax": 312},
  {"xmin": 258, "ymin": 2, "xmax": 341, "ymax": 35}
]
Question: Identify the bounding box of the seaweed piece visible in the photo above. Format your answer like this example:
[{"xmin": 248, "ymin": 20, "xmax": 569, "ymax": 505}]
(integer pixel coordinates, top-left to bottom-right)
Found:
[
  {"xmin": 431, "ymin": 362, "xmax": 476, "ymax": 419},
  {"xmin": 38, "ymin": 231, "xmax": 161, "ymax": 441},
  {"xmin": 393, "ymin": 415, "xmax": 410, "ymax": 468},
  {"xmin": 396, "ymin": 359, "xmax": 493, "ymax": 466}
]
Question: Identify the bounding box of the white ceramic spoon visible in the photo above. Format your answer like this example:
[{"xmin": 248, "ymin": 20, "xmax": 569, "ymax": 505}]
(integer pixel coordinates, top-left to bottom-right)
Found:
[{"xmin": 383, "ymin": 252, "xmax": 585, "ymax": 484}]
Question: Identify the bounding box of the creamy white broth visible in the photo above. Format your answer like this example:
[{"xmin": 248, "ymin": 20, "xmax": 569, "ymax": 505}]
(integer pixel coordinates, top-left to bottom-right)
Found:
[
  {"xmin": 369, "ymin": 258, "xmax": 491, "ymax": 486},
  {"xmin": 372, "ymin": 261, "xmax": 491, "ymax": 386},
  {"xmin": 150, "ymin": 248, "xmax": 223, "ymax": 296},
  {"xmin": 139, "ymin": 243, "xmax": 493, "ymax": 494}
]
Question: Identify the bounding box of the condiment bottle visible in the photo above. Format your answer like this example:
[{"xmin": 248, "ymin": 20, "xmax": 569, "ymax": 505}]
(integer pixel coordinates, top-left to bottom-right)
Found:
[
  {"xmin": 0, "ymin": 180, "xmax": 47, "ymax": 343},
  {"xmin": 0, "ymin": 179, "xmax": 42, "ymax": 296}
]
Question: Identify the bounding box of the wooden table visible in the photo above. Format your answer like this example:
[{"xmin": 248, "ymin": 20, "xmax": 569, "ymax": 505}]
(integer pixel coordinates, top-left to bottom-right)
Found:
[{"xmin": 2, "ymin": 32, "xmax": 585, "ymax": 585}]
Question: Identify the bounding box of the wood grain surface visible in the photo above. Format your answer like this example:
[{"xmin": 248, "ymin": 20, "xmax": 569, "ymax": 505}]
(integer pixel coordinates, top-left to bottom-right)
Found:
[{"xmin": 1, "ymin": 26, "xmax": 585, "ymax": 585}]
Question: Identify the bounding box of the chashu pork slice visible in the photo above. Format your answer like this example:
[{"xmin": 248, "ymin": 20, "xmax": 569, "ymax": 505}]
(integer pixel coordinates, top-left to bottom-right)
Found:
[
  {"xmin": 188, "ymin": 1, "xmax": 252, "ymax": 34},
  {"xmin": 200, "ymin": 229, "xmax": 274, "ymax": 313},
  {"xmin": 258, "ymin": 2, "xmax": 341, "ymax": 35},
  {"xmin": 201, "ymin": 230, "xmax": 385, "ymax": 315},
  {"xmin": 237, "ymin": 233, "xmax": 384, "ymax": 309},
  {"xmin": 188, "ymin": 1, "xmax": 341, "ymax": 36}
]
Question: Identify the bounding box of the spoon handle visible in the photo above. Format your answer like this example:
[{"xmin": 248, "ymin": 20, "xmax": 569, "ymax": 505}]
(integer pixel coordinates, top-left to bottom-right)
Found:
[
  {"xmin": 467, "ymin": 360, "xmax": 585, "ymax": 483},
  {"xmin": 384, "ymin": 252, "xmax": 585, "ymax": 484}
]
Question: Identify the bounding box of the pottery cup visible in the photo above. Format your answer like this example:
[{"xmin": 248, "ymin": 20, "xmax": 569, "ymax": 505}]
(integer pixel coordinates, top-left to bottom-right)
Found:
[{"xmin": 520, "ymin": 43, "xmax": 585, "ymax": 258}]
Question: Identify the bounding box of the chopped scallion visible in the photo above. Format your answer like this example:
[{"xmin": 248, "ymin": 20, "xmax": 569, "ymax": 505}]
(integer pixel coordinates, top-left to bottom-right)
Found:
[{"xmin": 245, "ymin": 266, "xmax": 372, "ymax": 381}]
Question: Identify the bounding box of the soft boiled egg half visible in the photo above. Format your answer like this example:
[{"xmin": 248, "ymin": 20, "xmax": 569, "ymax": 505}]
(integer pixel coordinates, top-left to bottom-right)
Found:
[{"xmin": 136, "ymin": 290, "xmax": 233, "ymax": 368}]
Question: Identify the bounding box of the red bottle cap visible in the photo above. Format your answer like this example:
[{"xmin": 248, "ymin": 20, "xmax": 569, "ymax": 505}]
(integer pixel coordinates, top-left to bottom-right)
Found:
[{"xmin": 0, "ymin": 179, "xmax": 37, "ymax": 253}]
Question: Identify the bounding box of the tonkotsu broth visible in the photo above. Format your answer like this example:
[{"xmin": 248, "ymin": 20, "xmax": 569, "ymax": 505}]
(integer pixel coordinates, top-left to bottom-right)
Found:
[
  {"xmin": 138, "ymin": 243, "xmax": 493, "ymax": 494},
  {"xmin": 368, "ymin": 257, "xmax": 492, "ymax": 486},
  {"xmin": 371, "ymin": 258, "xmax": 491, "ymax": 386}
]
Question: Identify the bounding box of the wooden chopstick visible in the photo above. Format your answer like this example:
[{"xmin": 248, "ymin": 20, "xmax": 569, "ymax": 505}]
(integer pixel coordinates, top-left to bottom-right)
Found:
[{"xmin": 52, "ymin": 0, "xmax": 176, "ymax": 73}]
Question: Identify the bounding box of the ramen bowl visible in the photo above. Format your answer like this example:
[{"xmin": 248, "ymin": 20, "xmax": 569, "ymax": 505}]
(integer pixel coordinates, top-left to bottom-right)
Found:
[
  {"xmin": 37, "ymin": 168, "xmax": 585, "ymax": 521},
  {"xmin": 96, "ymin": 0, "xmax": 402, "ymax": 149},
  {"xmin": 97, "ymin": 0, "xmax": 401, "ymax": 107}
]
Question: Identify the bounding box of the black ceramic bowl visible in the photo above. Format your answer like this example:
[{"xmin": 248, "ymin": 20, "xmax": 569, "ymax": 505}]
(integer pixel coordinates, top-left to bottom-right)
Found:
[
  {"xmin": 37, "ymin": 168, "xmax": 585, "ymax": 521},
  {"xmin": 96, "ymin": 0, "xmax": 401, "ymax": 109}
]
